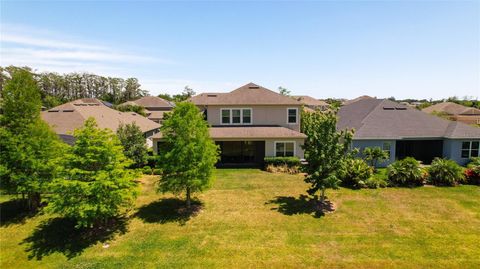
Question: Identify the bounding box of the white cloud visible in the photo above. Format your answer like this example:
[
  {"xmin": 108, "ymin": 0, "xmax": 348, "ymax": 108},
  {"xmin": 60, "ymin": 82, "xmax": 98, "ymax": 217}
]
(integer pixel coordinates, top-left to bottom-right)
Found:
[{"xmin": 0, "ymin": 23, "xmax": 174, "ymax": 76}]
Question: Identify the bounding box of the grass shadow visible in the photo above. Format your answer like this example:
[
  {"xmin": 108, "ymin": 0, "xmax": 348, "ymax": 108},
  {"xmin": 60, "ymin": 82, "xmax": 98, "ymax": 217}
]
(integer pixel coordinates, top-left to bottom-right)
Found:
[
  {"xmin": 0, "ymin": 199, "xmax": 37, "ymax": 227},
  {"xmin": 267, "ymin": 195, "xmax": 334, "ymax": 218},
  {"xmin": 21, "ymin": 216, "xmax": 128, "ymax": 260},
  {"xmin": 135, "ymin": 198, "xmax": 202, "ymax": 225}
]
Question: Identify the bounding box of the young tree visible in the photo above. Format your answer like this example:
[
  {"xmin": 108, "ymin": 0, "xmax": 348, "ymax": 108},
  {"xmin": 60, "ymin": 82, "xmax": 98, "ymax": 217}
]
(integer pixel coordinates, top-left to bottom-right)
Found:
[
  {"xmin": 363, "ymin": 147, "xmax": 389, "ymax": 171},
  {"xmin": 47, "ymin": 118, "xmax": 139, "ymax": 228},
  {"xmin": 157, "ymin": 102, "xmax": 219, "ymax": 208},
  {"xmin": 117, "ymin": 122, "xmax": 148, "ymax": 168},
  {"xmin": 301, "ymin": 109, "xmax": 353, "ymax": 210},
  {"xmin": 278, "ymin": 86, "xmax": 291, "ymax": 96},
  {"xmin": 0, "ymin": 69, "xmax": 63, "ymax": 211}
]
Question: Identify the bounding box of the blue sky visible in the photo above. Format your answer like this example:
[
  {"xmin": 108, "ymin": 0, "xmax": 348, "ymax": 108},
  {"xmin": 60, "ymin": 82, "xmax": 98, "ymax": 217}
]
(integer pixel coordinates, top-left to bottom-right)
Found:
[{"xmin": 1, "ymin": 1, "xmax": 478, "ymax": 99}]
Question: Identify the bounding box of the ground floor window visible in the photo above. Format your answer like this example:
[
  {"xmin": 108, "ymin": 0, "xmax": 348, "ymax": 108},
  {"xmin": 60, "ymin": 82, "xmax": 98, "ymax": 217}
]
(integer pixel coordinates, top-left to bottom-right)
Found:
[
  {"xmin": 461, "ymin": 141, "xmax": 480, "ymax": 158},
  {"xmin": 275, "ymin": 141, "xmax": 295, "ymax": 157}
]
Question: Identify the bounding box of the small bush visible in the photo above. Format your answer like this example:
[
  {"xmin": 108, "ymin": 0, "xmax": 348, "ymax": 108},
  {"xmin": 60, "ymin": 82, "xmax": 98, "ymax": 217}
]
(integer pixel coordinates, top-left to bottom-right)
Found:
[
  {"xmin": 339, "ymin": 158, "xmax": 373, "ymax": 189},
  {"xmin": 465, "ymin": 157, "xmax": 480, "ymax": 185},
  {"xmin": 142, "ymin": 166, "xmax": 152, "ymax": 175},
  {"xmin": 153, "ymin": 168, "xmax": 162, "ymax": 175},
  {"xmin": 428, "ymin": 158, "xmax": 464, "ymax": 186},
  {"xmin": 264, "ymin": 157, "xmax": 301, "ymax": 167},
  {"xmin": 146, "ymin": 155, "xmax": 159, "ymax": 168},
  {"xmin": 265, "ymin": 164, "xmax": 299, "ymax": 174},
  {"xmin": 387, "ymin": 157, "xmax": 425, "ymax": 187},
  {"xmin": 365, "ymin": 176, "xmax": 388, "ymax": 189}
]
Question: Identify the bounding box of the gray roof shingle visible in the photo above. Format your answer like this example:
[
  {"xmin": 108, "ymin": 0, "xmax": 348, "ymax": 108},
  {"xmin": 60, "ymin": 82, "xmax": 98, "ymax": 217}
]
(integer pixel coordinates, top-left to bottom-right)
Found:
[{"xmin": 338, "ymin": 98, "xmax": 480, "ymax": 139}]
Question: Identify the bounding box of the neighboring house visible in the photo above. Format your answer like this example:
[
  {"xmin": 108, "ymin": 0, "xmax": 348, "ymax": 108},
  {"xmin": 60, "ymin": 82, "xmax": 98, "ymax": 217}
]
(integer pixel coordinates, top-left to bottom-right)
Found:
[
  {"xmin": 152, "ymin": 83, "xmax": 307, "ymax": 166},
  {"xmin": 42, "ymin": 98, "xmax": 160, "ymax": 145},
  {"xmin": 422, "ymin": 102, "xmax": 480, "ymax": 125},
  {"xmin": 294, "ymin": 95, "xmax": 329, "ymax": 111},
  {"xmin": 337, "ymin": 98, "xmax": 480, "ymax": 166},
  {"xmin": 342, "ymin": 95, "xmax": 374, "ymax": 106},
  {"xmin": 119, "ymin": 96, "xmax": 174, "ymax": 124}
]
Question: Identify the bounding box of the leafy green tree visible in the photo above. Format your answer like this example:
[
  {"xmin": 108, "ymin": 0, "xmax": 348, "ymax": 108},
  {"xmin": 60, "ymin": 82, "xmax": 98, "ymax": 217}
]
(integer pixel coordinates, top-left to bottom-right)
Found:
[
  {"xmin": 363, "ymin": 147, "xmax": 389, "ymax": 170},
  {"xmin": 115, "ymin": 103, "xmax": 147, "ymax": 117},
  {"xmin": 157, "ymin": 102, "xmax": 219, "ymax": 208},
  {"xmin": 117, "ymin": 122, "xmax": 148, "ymax": 168},
  {"xmin": 301, "ymin": 109, "xmax": 353, "ymax": 209},
  {"xmin": 47, "ymin": 118, "xmax": 139, "ymax": 228},
  {"xmin": 0, "ymin": 69, "xmax": 63, "ymax": 210},
  {"xmin": 278, "ymin": 86, "xmax": 291, "ymax": 96}
]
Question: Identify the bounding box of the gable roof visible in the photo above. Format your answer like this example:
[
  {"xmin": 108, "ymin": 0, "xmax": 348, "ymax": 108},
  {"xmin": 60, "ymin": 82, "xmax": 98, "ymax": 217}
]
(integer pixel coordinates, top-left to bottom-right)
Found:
[
  {"xmin": 42, "ymin": 98, "xmax": 160, "ymax": 135},
  {"xmin": 338, "ymin": 98, "xmax": 480, "ymax": 139},
  {"xmin": 422, "ymin": 102, "xmax": 480, "ymax": 116},
  {"xmin": 189, "ymin": 82, "xmax": 302, "ymax": 106},
  {"xmin": 119, "ymin": 96, "xmax": 173, "ymax": 109},
  {"xmin": 343, "ymin": 95, "xmax": 374, "ymax": 106},
  {"xmin": 293, "ymin": 95, "xmax": 329, "ymax": 107}
]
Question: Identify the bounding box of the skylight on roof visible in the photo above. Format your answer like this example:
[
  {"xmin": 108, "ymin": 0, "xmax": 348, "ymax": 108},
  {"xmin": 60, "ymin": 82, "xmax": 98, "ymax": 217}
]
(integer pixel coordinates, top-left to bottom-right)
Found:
[
  {"xmin": 383, "ymin": 107, "xmax": 394, "ymax": 110},
  {"xmin": 395, "ymin": 107, "xmax": 407, "ymax": 110},
  {"xmin": 248, "ymin": 85, "xmax": 259, "ymax": 89}
]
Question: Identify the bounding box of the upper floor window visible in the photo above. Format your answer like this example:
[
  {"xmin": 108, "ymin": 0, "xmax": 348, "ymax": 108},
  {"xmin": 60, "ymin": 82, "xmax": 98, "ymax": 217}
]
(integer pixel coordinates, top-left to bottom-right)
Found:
[
  {"xmin": 287, "ymin": 108, "xmax": 298, "ymax": 124},
  {"xmin": 221, "ymin": 108, "xmax": 252, "ymax": 125},
  {"xmin": 275, "ymin": 141, "xmax": 295, "ymax": 157},
  {"xmin": 461, "ymin": 141, "xmax": 479, "ymax": 158}
]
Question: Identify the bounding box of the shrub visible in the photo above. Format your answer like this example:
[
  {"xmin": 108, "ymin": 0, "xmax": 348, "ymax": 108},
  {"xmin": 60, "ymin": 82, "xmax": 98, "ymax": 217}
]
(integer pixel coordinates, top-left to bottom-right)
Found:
[
  {"xmin": 339, "ymin": 158, "xmax": 373, "ymax": 189},
  {"xmin": 465, "ymin": 157, "xmax": 480, "ymax": 185},
  {"xmin": 265, "ymin": 164, "xmax": 300, "ymax": 174},
  {"xmin": 428, "ymin": 158, "xmax": 464, "ymax": 186},
  {"xmin": 387, "ymin": 157, "xmax": 425, "ymax": 187},
  {"xmin": 142, "ymin": 166, "xmax": 152, "ymax": 175},
  {"xmin": 264, "ymin": 157, "xmax": 301, "ymax": 167},
  {"xmin": 153, "ymin": 168, "xmax": 162, "ymax": 175},
  {"xmin": 146, "ymin": 155, "xmax": 159, "ymax": 168},
  {"xmin": 365, "ymin": 176, "xmax": 388, "ymax": 189}
]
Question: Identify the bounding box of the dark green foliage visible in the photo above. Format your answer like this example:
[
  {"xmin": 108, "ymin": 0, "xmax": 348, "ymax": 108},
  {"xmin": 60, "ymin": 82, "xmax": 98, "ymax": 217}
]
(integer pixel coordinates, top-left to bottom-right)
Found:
[
  {"xmin": 115, "ymin": 104, "xmax": 147, "ymax": 117},
  {"xmin": 365, "ymin": 176, "xmax": 388, "ymax": 189},
  {"xmin": 153, "ymin": 169, "xmax": 162, "ymax": 175},
  {"xmin": 146, "ymin": 155, "xmax": 159, "ymax": 168},
  {"xmin": 157, "ymin": 102, "xmax": 219, "ymax": 208},
  {"xmin": 142, "ymin": 166, "xmax": 153, "ymax": 175},
  {"xmin": 363, "ymin": 147, "xmax": 389, "ymax": 170},
  {"xmin": 428, "ymin": 158, "xmax": 464, "ymax": 186},
  {"xmin": 387, "ymin": 157, "xmax": 425, "ymax": 187},
  {"xmin": 47, "ymin": 118, "xmax": 139, "ymax": 228},
  {"xmin": 0, "ymin": 69, "xmax": 63, "ymax": 211},
  {"xmin": 465, "ymin": 157, "xmax": 480, "ymax": 185},
  {"xmin": 264, "ymin": 157, "xmax": 301, "ymax": 167},
  {"xmin": 339, "ymin": 158, "xmax": 373, "ymax": 189},
  {"xmin": 0, "ymin": 66, "xmax": 147, "ymax": 106},
  {"xmin": 278, "ymin": 86, "xmax": 291, "ymax": 96},
  {"xmin": 301, "ymin": 109, "xmax": 353, "ymax": 207},
  {"xmin": 116, "ymin": 123, "xmax": 148, "ymax": 168},
  {"xmin": 157, "ymin": 86, "xmax": 196, "ymax": 103}
]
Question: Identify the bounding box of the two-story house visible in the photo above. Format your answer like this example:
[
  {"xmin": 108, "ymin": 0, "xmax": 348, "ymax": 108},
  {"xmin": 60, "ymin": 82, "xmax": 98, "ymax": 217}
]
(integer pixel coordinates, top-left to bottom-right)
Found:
[{"xmin": 152, "ymin": 83, "xmax": 306, "ymax": 166}]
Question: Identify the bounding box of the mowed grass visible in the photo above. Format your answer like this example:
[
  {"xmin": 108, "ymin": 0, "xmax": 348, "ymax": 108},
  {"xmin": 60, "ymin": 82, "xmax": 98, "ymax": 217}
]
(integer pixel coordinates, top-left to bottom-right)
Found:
[{"xmin": 1, "ymin": 169, "xmax": 480, "ymax": 268}]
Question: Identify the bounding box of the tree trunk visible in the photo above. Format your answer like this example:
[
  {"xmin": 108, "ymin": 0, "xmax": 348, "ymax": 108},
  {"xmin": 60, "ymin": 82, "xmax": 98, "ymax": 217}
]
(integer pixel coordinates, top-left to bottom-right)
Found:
[
  {"xmin": 186, "ymin": 187, "xmax": 191, "ymax": 209},
  {"xmin": 27, "ymin": 192, "xmax": 41, "ymax": 212},
  {"xmin": 319, "ymin": 188, "xmax": 326, "ymax": 208}
]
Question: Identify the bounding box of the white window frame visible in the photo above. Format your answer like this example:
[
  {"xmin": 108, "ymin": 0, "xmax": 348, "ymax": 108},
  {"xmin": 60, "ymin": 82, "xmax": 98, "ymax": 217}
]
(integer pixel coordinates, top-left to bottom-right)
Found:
[
  {"xmin": 287, "ymin": 107, "xmax": 298, "ymax": 124},
  {"xmin": 220, "ymin": 108, "xmax": 253, "ymax": 125},
  {"xmin": 274, "ymin": 141, "xmax": 296, "ymax": 157},
  {"xmin": 461, "ymin": 140, "xmax": 480, "ymax": 159}
]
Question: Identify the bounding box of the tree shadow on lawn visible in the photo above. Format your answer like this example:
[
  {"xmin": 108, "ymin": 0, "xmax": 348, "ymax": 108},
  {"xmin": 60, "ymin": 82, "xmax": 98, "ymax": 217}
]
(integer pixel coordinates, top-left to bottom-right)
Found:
[
  {"xmin": 267, "ymin": 195, "xmax": 334, "ymax": 218},
  {"xmin": 0, "ymin": 199, "xmax": 38, "ymax": 227},
  {"xmin": 21, "ymin": 216, "xmax": 128, "ymax": 260},
  {"xmin": 135, "ymin": 198, "xmax": 202, "ymax": 226}
]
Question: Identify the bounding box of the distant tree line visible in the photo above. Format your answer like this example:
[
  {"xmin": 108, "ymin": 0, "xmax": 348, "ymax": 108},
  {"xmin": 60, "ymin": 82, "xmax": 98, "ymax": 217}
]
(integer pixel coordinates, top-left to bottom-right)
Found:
[
  {"xmin": 0, "ymin": 66, "xmax": 148, "ymax": 109},
  {"xmin": 389, "ymin": 96, "xmax": 480, "ymax": 109}
]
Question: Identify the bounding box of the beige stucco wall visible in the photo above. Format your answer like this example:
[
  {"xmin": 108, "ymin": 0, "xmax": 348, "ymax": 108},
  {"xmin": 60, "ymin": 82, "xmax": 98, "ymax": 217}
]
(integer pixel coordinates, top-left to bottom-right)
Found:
[
  {"xmin": 265, "ymin": 138, "xmax": 305, "ymax": 158},
  {"xmin": 204, "ymin": 105, "xmax": 302, "ymax": 131}
]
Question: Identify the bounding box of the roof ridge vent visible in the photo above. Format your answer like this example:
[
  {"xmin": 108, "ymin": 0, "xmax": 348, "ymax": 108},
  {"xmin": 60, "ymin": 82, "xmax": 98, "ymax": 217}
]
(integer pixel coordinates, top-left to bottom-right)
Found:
[
  {"xmin": 207, "ymin": 94, "xmax": 217, "ymax": 97},
  {"xmin": 248, "ymin": 85, "xmax": 260, "ymax": 89},
  {"xmin": 383, "ymin": 106, "xmax": 394, "ymax": 110},
  {"xmin": 395, "ymin": 107, "xmax": 407, "ymax": 110}
]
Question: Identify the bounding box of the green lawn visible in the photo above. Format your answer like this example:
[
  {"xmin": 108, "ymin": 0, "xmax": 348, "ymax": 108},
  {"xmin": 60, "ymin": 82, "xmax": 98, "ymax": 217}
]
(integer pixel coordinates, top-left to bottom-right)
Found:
[{"xmin": 1, "ymin": 169, "xmax": 479, "ymax": 268}]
